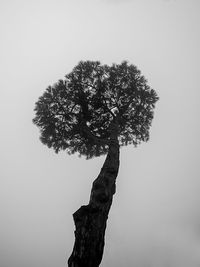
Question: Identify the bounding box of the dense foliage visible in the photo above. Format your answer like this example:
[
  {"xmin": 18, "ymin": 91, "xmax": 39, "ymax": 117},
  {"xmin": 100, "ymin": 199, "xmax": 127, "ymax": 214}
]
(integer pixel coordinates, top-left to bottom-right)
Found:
[{"xmin": 33, "ymin": 61, "xmax": 158, "ymax": 158}]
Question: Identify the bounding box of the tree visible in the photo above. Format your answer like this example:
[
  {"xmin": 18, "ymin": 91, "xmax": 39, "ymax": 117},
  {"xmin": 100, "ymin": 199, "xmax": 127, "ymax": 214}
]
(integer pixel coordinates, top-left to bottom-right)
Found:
[{"xmin": 33, "ymin": 60, "xmax": 159, "ymax": 267}]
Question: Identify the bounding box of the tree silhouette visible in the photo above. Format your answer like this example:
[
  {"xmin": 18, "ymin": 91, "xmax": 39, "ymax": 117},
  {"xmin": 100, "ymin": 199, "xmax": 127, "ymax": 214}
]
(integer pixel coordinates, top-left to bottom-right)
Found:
[{"xmin": 33, "ymin": 60, "xmax": 159, "ymax": 267}]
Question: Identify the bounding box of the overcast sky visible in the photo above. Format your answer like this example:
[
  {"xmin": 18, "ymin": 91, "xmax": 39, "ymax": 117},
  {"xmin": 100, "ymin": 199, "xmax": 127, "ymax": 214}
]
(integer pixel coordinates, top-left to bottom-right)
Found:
[{"xmin": 1, "ymin": 0, "xmax": 200, "ymax": 266}]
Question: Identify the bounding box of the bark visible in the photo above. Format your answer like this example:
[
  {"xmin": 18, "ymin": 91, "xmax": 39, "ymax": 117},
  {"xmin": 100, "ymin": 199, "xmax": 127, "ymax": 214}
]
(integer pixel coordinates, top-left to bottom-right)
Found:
[{"xmin": 68, "ymin": 122, "xmax": 120, "ymax": 267}]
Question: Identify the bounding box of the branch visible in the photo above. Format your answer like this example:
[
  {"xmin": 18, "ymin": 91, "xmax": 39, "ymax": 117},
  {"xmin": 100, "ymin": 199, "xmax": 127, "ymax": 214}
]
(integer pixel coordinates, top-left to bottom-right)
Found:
[
  {"xmin": 80, "ymin": 120, "xmax": 109, "ymax": 145},
  {"xmin": 70, "ymin": 103, "xmax": 77, "ymax": 113},
  {"xmin": 102, "ymin": 97, "xmax": 115, "ymax": 118}
]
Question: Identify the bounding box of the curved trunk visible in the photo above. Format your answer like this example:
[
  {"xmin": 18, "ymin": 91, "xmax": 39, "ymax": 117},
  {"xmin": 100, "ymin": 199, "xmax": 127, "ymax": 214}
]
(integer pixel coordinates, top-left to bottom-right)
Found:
[{"xmin": 68, "ymin": 123, "xmax": 119, "ymax": 267}]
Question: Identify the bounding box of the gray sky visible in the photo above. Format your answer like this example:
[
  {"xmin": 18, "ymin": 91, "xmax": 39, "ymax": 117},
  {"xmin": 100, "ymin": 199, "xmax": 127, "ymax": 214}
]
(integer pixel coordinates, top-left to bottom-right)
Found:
[{"xmin": 1, "ymin": 0, "xmax": 200, "ymax": 266}]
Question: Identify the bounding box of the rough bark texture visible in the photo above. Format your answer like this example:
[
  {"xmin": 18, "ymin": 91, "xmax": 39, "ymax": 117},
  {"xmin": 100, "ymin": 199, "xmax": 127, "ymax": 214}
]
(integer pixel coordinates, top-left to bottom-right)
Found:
[{"xmin": 68, "ymin": 123, "xmax": 119, "ymax": 267}]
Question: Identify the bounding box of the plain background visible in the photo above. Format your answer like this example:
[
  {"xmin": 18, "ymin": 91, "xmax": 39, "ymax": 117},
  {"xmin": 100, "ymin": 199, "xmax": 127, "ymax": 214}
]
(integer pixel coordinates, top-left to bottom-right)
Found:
[{"xmin": 1, "ymin": 0, "xmax": 200, "ymax": 266}]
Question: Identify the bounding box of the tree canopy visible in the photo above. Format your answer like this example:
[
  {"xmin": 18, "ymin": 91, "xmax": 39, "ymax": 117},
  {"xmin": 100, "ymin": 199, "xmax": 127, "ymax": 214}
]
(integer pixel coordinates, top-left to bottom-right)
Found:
[{"xmin": 33, "ymin": 61, "xmax": 158, "ymax": 158}]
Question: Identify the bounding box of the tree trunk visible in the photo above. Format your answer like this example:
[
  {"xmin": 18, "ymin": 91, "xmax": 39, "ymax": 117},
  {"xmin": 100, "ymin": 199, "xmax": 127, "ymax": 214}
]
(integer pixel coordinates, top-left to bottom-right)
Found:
[{"xmin": 68, "ymin": 123, "xmax": 119, "ymax": 267}]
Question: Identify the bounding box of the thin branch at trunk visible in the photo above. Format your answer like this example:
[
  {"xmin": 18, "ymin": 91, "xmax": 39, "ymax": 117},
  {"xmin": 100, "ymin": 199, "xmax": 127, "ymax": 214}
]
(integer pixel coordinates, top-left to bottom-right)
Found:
[{"xmin": 68, "ymin": 121, "xmax": 119, "ymax": 267}]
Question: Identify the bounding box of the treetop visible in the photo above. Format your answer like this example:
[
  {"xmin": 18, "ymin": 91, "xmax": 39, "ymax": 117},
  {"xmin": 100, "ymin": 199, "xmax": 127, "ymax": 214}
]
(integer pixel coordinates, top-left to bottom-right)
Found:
[{"xmin": 33, "ymin": 60, "xmax": 159, "ymax": 158}]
